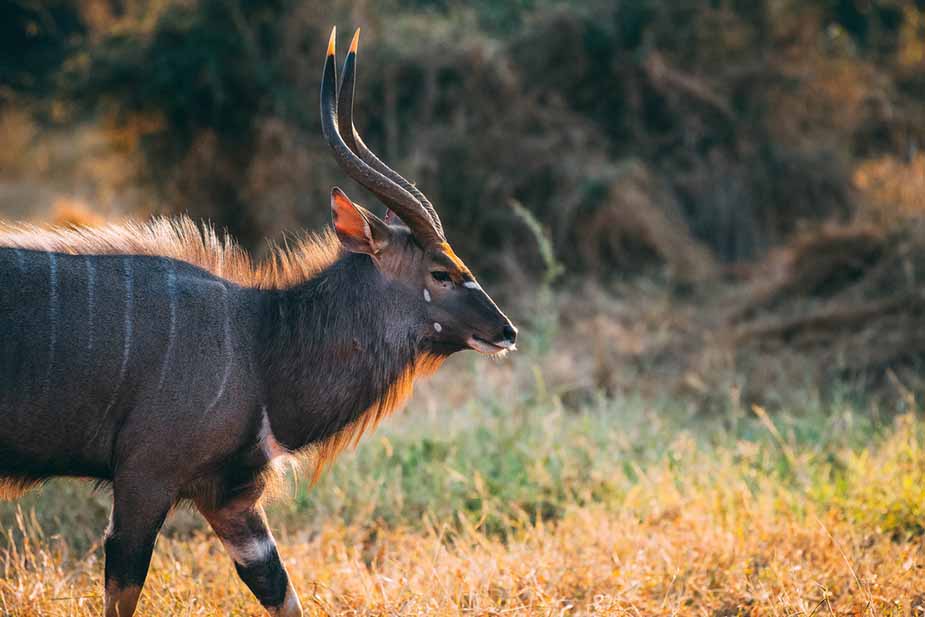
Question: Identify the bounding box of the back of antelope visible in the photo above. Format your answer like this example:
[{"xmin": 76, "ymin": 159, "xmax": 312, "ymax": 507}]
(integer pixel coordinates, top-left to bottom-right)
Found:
[{"xmin": 0, "ymin": 27, "xmax": 516, "ymax": 617}]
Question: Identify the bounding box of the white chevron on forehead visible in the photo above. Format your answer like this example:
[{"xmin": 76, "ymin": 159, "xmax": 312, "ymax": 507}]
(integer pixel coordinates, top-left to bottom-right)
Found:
[
  {"xmin": 206, "ymin": 283, "xmax": 233, "ymax": 413},
  {"xmin": 157, "ymin": 264, "xmax": 178, "ymax": 394},
  {"xmin": 0, "ymin": 216, "xmax": 340, "ymax": 290}
]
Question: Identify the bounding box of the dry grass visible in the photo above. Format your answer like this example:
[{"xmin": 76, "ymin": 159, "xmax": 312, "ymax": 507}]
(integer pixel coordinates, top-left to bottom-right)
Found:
[
  {"xmin": 3, "ymin": 389, "xmax": 925, "ymax": 616},
  {"xmin": 1, "ymin": 492, "xmax": 923, "ymax": 615}
]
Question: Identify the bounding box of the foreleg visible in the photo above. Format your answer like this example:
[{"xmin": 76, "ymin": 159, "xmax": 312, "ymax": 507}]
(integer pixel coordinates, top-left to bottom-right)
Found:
[{"xmin": 198, "ymin": 498, "xmax": 302, "ymax": 616}]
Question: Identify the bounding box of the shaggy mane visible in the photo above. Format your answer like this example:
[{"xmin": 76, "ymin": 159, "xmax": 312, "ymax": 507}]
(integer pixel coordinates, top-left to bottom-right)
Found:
[{"xmin": 0, "ymin": 217, "xmax": 341, "ymax": 289}]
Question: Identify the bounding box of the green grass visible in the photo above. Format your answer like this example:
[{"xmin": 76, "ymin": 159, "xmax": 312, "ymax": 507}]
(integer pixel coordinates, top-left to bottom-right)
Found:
[
  {"xmin": 295, "ymin": 390, "xmax": 902, "ymax": 534},
  {"xmin": 2, "ymin": 362, "xmax": 923, "ymax": 556}
]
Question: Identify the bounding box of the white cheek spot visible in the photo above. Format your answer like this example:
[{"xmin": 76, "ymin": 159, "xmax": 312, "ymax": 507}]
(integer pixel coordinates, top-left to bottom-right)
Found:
[
  {"xmin": 433, "ymin": 322, "xmax": 442, "ymax": 333},
  {"xmin": 423, "ymin": 289, "xmax": 431, "ymax": 303},
  {"xmin": 463, "ymin": 281, "xmax": 481, "ymax": 290}
]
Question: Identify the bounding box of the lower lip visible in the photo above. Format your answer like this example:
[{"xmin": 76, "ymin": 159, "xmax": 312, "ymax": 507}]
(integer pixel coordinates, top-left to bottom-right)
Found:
[{"xmin": 467, "ymin": 336, "xmax": 514, "ymax": 355}]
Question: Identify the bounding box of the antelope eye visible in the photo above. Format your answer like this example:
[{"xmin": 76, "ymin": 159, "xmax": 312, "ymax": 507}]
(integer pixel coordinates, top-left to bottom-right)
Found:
[{"xmin": 431, "ymin": 271, "xmax": 452, "ymax": 284}]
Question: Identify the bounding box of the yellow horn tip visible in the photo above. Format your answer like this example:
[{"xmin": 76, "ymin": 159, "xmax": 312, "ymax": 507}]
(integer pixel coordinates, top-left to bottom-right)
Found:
[
  {"xmin": 349, "ymin": 28, "xmax": 361, "ymax": 54},
  {"xmin": 327, "ymin": 26, "xmax": 337, "ymax": 56}
]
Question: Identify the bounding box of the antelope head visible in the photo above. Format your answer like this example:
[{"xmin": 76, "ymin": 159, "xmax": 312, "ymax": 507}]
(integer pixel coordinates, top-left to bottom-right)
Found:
[{"xmin": 320, "ymin": 27, "xmax": 517, "ymax": 356}]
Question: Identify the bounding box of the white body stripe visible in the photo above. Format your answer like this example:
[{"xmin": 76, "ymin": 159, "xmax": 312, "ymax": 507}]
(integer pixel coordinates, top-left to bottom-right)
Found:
[
  {"xmin": 206, "ymin": 284, "xmax": 233, "ymax": 412},
  {"xmin": 157, "ymin": 264, "xmax": 178, "ymax": 392},
  {"xmin": 13, "ymin": 249, "xmax": 25, "ymax": 270},
  {"xmin": 102, "ymin": 258, "xmax": 133, "ymax": 415},
  {"xmin": 85, "ymin": 257, "xmax": 95, "ymax": 353},
  {"xmin": 46, "ymin": 254, "xmax": 58, "ymax": 387}
]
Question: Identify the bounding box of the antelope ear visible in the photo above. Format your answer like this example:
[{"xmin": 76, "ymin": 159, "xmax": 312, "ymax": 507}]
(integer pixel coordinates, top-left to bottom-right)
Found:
[{"xmin": 331, "ymin": 187, "xmax": 391, "ymax": 255}]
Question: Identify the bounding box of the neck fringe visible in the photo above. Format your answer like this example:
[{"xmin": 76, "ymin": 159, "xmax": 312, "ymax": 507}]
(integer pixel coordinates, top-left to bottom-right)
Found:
[
  {"xmin": 260, "ymin": 353, "xmax": 444, "ymax": 501},
  {"xmin": 0, "ymin": 217, "xmax": 341, "ymax": 289},
  {"xmin": 308, "ymin": 353, "xmax": 444, "ymax": 483}
]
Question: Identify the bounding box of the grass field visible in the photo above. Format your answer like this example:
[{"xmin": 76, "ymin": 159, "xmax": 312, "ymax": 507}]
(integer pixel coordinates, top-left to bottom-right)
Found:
[{"xmin": 1, "ymin": 341, "xmax": 925, "ymax": 616}]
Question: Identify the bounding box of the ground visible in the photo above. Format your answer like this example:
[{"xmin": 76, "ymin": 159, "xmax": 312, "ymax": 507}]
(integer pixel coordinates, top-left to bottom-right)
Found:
[{"xmin": 3, "ymin": 505, "xmax": 923, "ymax": 615}]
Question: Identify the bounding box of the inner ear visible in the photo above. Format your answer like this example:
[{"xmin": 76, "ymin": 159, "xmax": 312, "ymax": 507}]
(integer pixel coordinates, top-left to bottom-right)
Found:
[{"xmin": 331, "ymin": 187, "xmax": 391, "ymax": 256}]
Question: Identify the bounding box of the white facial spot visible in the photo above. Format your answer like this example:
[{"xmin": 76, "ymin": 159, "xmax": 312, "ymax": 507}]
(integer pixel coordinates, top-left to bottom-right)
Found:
[
  {"xmin": 423, "ymin": 289, "xmax": 431, "ymax": 303},
  {"xmin": 463, "ymin": 281, "xmax": 481, "ymax": 290},
  {"xmin": 433, "ymin": 322, "xmax": 442, "ymax": 332}
]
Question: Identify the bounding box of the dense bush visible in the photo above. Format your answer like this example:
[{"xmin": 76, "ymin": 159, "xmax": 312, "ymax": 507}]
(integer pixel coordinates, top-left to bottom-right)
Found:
[{"xmin": 4, "ymin": 0, "xmax": 925, "ymax": 279}]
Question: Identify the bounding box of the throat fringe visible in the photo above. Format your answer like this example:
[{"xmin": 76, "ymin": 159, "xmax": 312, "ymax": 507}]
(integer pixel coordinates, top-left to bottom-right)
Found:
[{"xmin": 308, "ymin": 353, "xmax": 444, "ymax": 483}]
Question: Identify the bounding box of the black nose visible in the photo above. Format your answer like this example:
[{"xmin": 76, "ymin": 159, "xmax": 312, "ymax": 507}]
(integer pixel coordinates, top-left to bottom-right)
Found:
[{"xmin": 502, "ymin": 324, "xmax": 517, "ymax": 344}]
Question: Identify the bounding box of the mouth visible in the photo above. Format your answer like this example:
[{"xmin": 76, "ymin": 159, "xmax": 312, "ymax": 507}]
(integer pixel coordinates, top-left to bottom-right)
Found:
[{"xmin": 467, "ymin": 335, "xmax": 516, "ymax": 355}]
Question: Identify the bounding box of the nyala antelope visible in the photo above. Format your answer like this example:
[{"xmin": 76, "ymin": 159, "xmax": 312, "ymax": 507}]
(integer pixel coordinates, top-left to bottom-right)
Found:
[{"xmin": 0, "ymin": 27, "xmax": 515, "ymax": 617}]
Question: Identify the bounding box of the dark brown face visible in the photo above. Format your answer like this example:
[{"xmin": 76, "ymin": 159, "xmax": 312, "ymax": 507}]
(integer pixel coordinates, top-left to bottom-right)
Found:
[
  {"xmin": 417, "ymin": 241, "xmax": 516, "ymax": 355},
  {"xmin": 331, "ymin": 188, "xmax": 517, "ymax": 356}
]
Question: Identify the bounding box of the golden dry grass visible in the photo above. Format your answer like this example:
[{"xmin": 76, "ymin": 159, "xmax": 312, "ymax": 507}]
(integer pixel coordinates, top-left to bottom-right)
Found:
[
  {"xmin": 2, "ymin": 402, "xmax": 925, "ymax": 617},
  {"xmin": 1, "ymin": 497, "xmax": 923, "ymax": 616}
]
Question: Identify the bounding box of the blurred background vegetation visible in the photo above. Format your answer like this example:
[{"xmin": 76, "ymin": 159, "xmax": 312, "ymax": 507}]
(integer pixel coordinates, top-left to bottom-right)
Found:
[
  {"xmin": 5, "ymin": 0, "xmax": 925, "ymax": 408},
  {"xmin": 0, "ymin": 0, "xmax": 923, "ymax": 481},
  {"xmin": 2, "ymin": 0, "xmax": 922, "ymax": 265}
]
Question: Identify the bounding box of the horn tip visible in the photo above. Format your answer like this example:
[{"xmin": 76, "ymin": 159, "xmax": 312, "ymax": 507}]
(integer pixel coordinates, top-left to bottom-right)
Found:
[
  {"xmin": 327, "ymin": 26, "xmax": 337, "ymax": 56},
  {"xmin": 349, "ymin": 28, "xmax": 361, "ymax": 54}
]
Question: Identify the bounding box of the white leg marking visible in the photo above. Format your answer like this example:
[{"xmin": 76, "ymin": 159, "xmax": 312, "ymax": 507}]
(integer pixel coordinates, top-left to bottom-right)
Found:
[
  {"xmin": 103, "ymin": 258, "xmax": 133, "ymax": 415},
  {"xmin": 433, "ymin": 322, "xmax": 442, "ymax": 332},
  {"xmin": 223, "ymin": 535, "xmax": 276, "ymax": 565},
  {"xmin": 423, "ymin": 289, "xmax": 431, "ymax": 303},
  {"xmin": 462, "ymin": 281, "xmax": 481, "ymax": 290},
  {"xmin": 157, "ymin": 263, "xmax": 178, "ymax": 392},
  {"xmin": 206, "ymin": 284, "xmax": 233, "ymax": 412},
  {"xmin": 274, "ymin": 585, "xmax": 303, "ymax": 616}
]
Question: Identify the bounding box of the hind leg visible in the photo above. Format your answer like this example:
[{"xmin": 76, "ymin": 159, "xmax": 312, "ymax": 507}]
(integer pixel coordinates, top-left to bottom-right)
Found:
[
  {"xmin": 103, "ymin": 476, "xmax": 175, "ymax": 617},
  {"xmin": 197, "ymin": 496, "xmax": 302, "ymax": 616}
]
